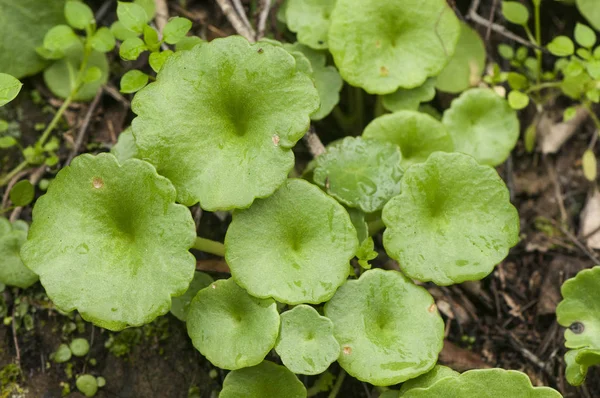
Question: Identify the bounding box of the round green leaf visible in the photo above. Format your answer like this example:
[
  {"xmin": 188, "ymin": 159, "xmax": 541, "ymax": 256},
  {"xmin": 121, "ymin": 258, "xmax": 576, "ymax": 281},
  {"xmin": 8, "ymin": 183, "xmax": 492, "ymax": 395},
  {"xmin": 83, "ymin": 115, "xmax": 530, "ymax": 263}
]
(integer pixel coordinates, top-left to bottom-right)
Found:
[
  {"xmin": 363, "ymin": 110, "xmax": 454, "ymax": 168},
  {"xmin": 436, "ymin": 23, "xmax": 486, "ymax": 94},
  {"xmin": 578, "ymin": 0, "xmax": 600, "ymax": 31},
  {"xmin": 498, "ymin": 44, "xmax": 515, "ymax": 60},
  {"xmin": 70, "ymin": 338, "xmax": 90, "ymax": 357},
  {"xmin": 44, "ymin": 42, "xmax": 109, "ymax": 102},
  {"xmin": 225, "ymin": 179, "xmax": 358, "ymax": 304},
  {"xmin": 0, "ymin": 218, "xmax": 38, "ymax": 289},
  {"xmin": 0, "ymin": 0, "xmax": 66, "ymax": 78},
  {"xmin": 400, "ymin": 369, "xmax": 562, "ymax": 397},
  {"xmin": 547, "ymin": 36, "xmax": 575, "ymax": 56},
  {"xmin": 90, "ymin": 27, "xmax": 116, "ymax": 53},
  {"xmin": 382, "ymin": 78, "xmax": 437, "ymax": 112},
  {"xmin": 53, "ymin": 343, "xmax": 72, "ymax": 363},
  {"xmin": 502, "ymin": 1, "xmax": 530, "ymax": 25},
  {"xmin": 120, "ymin": 69, "xmax": 149, "ymax": 94},
  {"xmin": 43, "ymin": 25, "xmax": 80, "ymax": 56},
  {"xmin": 220, "ymin": 361, "xmax": 307, "ymax": 398},
  {"xmin": 175, "ymin": 36, "xmax": 204, "ymax": 52},
  {"xmin": 275, "ymin": 305, "xmax": 340, "ymax": 375},
  {"xmin": 20, "ymin": 153, "xmax": 197, "ymax": 331},
  {"xmin": 285, "ymin": 0, "xmax": 335, "ymax": 49},
  {"xmin": 399, "ymin": 365, "xmax": 459, "ymax": 394},
  {"xmin": 170, "ymin": 271, "xmax": 213, "ymax": 321},
  {"xmin": 328, "ymin": 0, "xmax": 460, "ymax": 94},
  {"xmin": 119, "ymin": 37, "xmax": 148, "ymax": 60},
  {"xmin": 163, "ymin": 17, "xmax": 192, "ymax": 45},
  {"xmin": 76, "ymin": 374, "xmax": 98, "ymax": 397},
  {"xmin": 111, "ymin": 127, "xmax": 139, "ymax": 163},
  {"xmin": 0, "ymin": 136, "xmax": 17, "ymax": 148},
  {"xmin": 110, "ymin": 20, "xmax": 139, "ymax": 41},
  {"xmin": 324, "ymin": 269, "xmax": 444, "ymax": 386},
  {"xmin": 442, "ymin": 88, "xmax": 519, "ymax": 166},
  {"xmin": 0, "ymin": 73, "xmax": 23, "ymax": 107},
  {"xmin": 186, "ymin": 278, "xmax": 280, "ymax": 370},
  {"xmin": 9, "ymin": 180, "xmax": 34, "ymax": 207},
  {"xmin": 312, "ymin": 137, "xmax": 404, "ymax": 213},
  {"xmin": 575, "ymin": 23, "xmax": 596, "ymax": 48},
  {"xmin": 65, "ymin": 1, "xmax": 94, "ymax": 30},
  {"xmin": 382, "ymin": 152, "xmax": 520, "ymax": 285},
  {"xmin": 131, "ymin": 36, "xmax": 319, "ymax": 210},
  {"xmin": 149, "ymin": 50, "xmax": 173, "ymax": 73},
  {"xmin": 117, "ymin": 1, "xmax": 147, "ymax": 34},
  {"xmin": 507, "ymin": 90, "xmax": 530, "ymax": 110}
]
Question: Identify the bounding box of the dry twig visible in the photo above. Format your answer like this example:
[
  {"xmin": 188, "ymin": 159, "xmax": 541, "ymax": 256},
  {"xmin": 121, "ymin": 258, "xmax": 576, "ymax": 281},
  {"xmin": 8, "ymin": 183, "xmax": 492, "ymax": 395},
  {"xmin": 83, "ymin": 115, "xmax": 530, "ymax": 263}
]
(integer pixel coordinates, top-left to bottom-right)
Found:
[
  {"xmin": 154, "ymin": 0, "xmax": 169, "ymax": 33},
  {"xmin": 256, "ymin": 0, "xmax": 272, "ymax": 40},
  {"xmin": 303, "ymin": 126, "xmax": 326, "ymax": 158},
  {"xmin": 215, "ymin": 0, "xmax": 255, "ymax": 41},
  {"xmin": 66, "ymin": 88, "xmax": 103, "ymax": 166}
]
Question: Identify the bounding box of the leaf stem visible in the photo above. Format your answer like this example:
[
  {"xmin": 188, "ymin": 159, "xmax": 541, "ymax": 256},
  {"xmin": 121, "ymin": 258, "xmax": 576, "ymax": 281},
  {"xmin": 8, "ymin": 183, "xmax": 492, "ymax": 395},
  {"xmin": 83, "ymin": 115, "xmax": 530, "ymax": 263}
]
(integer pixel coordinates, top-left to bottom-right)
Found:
[
  {"xmin": 0, "ymin": 161, "xmax": 28, "ymax": 187},
  {"xmin": 533, "ymin": 1, "xmax": 542, "ymax": 84},
  {"xmin": 193, "ymin": 237, "xmax": 226, "ymax": 257},
  {"xmin": 37, "ymin": 96, "xmax": 73, "ymax": 148},
  {"xmin": 525, "ymin": 81, "xmax": 561, "ymax": 94},
  {"xmin": 583, "ymin": 101, "xmax": 600, "ymax": 133},
  {"xmin": 328, "ymin": 369, "xmax": 346, "ymax": 398}
]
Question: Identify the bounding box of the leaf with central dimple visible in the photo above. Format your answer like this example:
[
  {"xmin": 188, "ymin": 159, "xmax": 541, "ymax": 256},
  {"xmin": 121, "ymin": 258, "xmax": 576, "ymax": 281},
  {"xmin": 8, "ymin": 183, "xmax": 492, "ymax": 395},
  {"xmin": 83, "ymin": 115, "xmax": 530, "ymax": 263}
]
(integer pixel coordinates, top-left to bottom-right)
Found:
[
  {"xmin": 285, "ymin": 0, "xmax": 336, "ymax": 49},
  {"xmin": 186, "ymin": 278, "xmax": 280, "ymax": 370},
  {"xmin": 556, "ymin": 266, "xmax": 600, "ymax": 385},
  {"xmin": 313, "ymin": 136, "xmax": 404, "ymax": 213},
  {"xmin": 20, "ymin": 153, "xmax": 197, "ymax": 331},
  {"xmin": 220, "ymin": 361, "xmax": 307, "ymax": 398},
  {"xmin": 382, "ymin": 152, "xmax": 520, "ymax": 286},
  {"xmin": 363, "ymin": 111, "xmax": 454, "ymax": 168},
  {"xmin": 275, "ymin": 305, "xmax": 340, "ymax": 375},
  {"xmin": 328, "ymin": 0, "xmax": 460, "ymax": 94},
  {"xmin": 0, "ymin": 218, "xmax": 38, "ymax": 288},
  {"xmin": 324, "ymin": 269, "xmax": 444, "ymax": 386},
  {"xmin": 442, "ymin": 88, "xmax": 519, "ymax": 166},
  {"xmin": 131, "ymin": 36, "xmax": 319, "ymax": 210},
  {"xmin": 225, "ymin": 179, "xmax": 358, "ymax": 304}
]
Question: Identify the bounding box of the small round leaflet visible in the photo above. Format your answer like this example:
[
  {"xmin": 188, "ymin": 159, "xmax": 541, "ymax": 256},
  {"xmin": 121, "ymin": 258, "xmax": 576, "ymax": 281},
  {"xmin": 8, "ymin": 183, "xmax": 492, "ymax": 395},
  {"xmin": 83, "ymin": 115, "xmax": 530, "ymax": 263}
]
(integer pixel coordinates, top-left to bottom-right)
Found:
[
  {"xmin": 220, "ymin": 361, "xmax": 306, "ymax": 398},
  {"xmin": 20, "ymin": 153, "xmax": 197, "ymax": 331},
  {"xmin": 382, "ymin": 152, "xmax": 520, "ymax": 286},
  {"xmin": 324, "ymin": 268, "xmax": 444, "ymax": 386},
  {"xmin": 132, "ymin": 36, "xmax": 319, "ymax": 210},
  {"xmin": 275, "ymin": 305, "xmax": 340, "ymax": 375},
  {"xmin": 0, "ymin": 218, "xmax": 38, "ymax": 288},
  {"xmin": 186, "ymin": 278, "xmax": 280, "ymax": 370},
  {"xmin": 225, "ymin": 179, "xmax": 358, "ymax": 304},
  {"xmin": 442, "ymin": 88, "xmax": 519, "ymax": 166},
  {"xmin": 328, "ymin": 0, "xmax": 460, "ymax": 94},
  {"xmin": 313, "ymin": 136, "xmax": 404, "ymax": 213}
]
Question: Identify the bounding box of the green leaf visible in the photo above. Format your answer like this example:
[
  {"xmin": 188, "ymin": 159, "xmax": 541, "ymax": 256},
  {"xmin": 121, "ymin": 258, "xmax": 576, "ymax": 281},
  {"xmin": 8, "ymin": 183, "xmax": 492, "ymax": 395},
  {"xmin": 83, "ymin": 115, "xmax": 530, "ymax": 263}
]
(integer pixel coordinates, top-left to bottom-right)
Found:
[
  {"xmin": 586, "ymin": 60, "xmax": 600, "ymax": 79},
  {"xmin": 131, "ymin": 36, "xmax": 319, "ymax": 210},
  {"xmin": 134, "ymin": 0, "xmax": 155, "ymax": 21},
  {"xmin": 76, "ymin": 374, "xmax": 98, "ymax": 398},
  {"xmin": 285, "ymin": 0, "xmax": 335, "ymax": 49},
  {"xmin": 586, "ymin": 88, "xmax": 600, "ymax": 102},
  {"xmin": 225, "ymin": 179, "xmax": 358, "ymax": 304},
  {"xmin": 90, "ymin": 27, "xmax": 116, "ymax": 53},
  {"xmin": 575, "ymin": 23, "xmax": 596, "ymax": 48},
  {"xmin": 436, "ymin": 23, "xmax": 486, "ymax": 93},
  {"xmin": 20, "ymin": 153, "xmax": 197, "ymax": 331},
  {"xmin": 564, "ymin": 106, "xmax": 577, "ymax": 121},
  {"xmin": 275, "ymin": 305, "xmax": 340, "ymax": 375},
  {"xmin": 563, "ymin": 60, "xmax": 584, "ymax": 77},
  {"xmin": 399, "ymin": 365, "xmax": 459, "ymax": 394},
  {"xmin": 582, "ymin": 149, "xmax": 597, "ymax": 181},
  {"xmin": 382, "ymin": 152, "xmax": 520, "ymax": 285},
  {"xmin": 312, "ymin": 137, "xmax": 404, "ymax": 213},
  {"xmin": 0, "ymin": 136, "xmax": 17, "ymax": 148},
  {"xmin": 110, "ymin": 20, "xmax": 139, "ymax": 41},
  {"xmin": 0, "ymin": 73, "xmax": 23, "ymax": 107},
  {"xmin": 363, "ymin": 110, "xmax": 454, "ymax": 168},
  {"xmin": 83, "ymin": 66, "xmax": 102, "ymax": 84},
  {"xmin": 0, "ymin": 119, "xmax": 8, "ymax": 132},
  {"xmin": 507, "ymin": 90, "xmax": 529, "ymax": 110},
  {"xmin": 119, "ymin": 37, "xmax": 148, "ymax": 60},
  {"xmin": 65, "ymin": 0, "xmax": 94, "ymax": 30},
  {"xmin": 120, "ymin": 69, "xmax": 149, "ymax": 93},
  {"xmin": 53, "ymin": 343, "xmax": 72, "ymax": 363},
  {"xmin": 324, "ymin": 268, "xmax": 444, "ymax": 386},
  {"xmin": 44, "ymin": 42, "xmax": 109, "ymax": 101},
  {"xmin": 356, "ymin": 237, "xmax": 378, "ymax": 270},
  {"xmin": 0, "ymin": 218, "xmax": 38, "ymax": 288},
  {"xmin": 507, "ymin": 72, "xmax": 529, "ymax": 90},
  {"xmin": 170, "ymin": 271, "xmax": 213, "ymax": 321},
  {"xmin": 148, "ymin": 50, "xmax": 173, "ymax": 73},
  {"xmin": 382, "ymin": 78, "xmax": 437, "ymax": 112},
  {"xmin": 69, "ymin": 338, "xmax": 90, "ymax": 357},
  {"xmin": 0, "ymin": 0, "xmax": 66, "ymax": 79},
  {"xmin": 498, "ymin": 44, "xmax": 514, "ymax": 60},
  {"xmin": 220, "ymin": 361, "xmax": 307, "ymax": 398},
  {"xmin": 328, "ymin": 0, "xmax": 460, "ymax": 94},
  {"xmin": 400, "ymin": 369, "xmax": 562, "ymax": 397},
  {"xmin": 163, "ymin": 17, "xmax": 192, "ymax": 44},
  {"xmin": 175, "ymin": 36, "xmax": 205, "ymax": 52},
  {"xmin": 347, "ymin": 207, "xmax": 369, "ymax": 243},
  {"xmin": 111, "ymin": 127, "xmax": 139, "ymax": 163},
  {"xmin": 502, "ymin": 1, "xmax": 530, "ymax": 25},
  {"xmin": 117, "ymin": 1, "xmax": 148, "ymax": 34},
  {"xmin": 515, "ymin": 46, "xmax": 529, "ymax": 61},
  {"xmin": 143, "ymin": 25, "xmax": 160, "ymax": 51},
  {"xmin": 10, "ymin": 180, "xmax": 34, "ymax": 206},
  {"xmin": 577, "ymin": 48, "xmax": 592, "ymax": 60},
  {"xmin": 577, "ymin": 0, "xmax": 600, "ymax": 31},
  {"xmin": 442, "ymin": 88, "xmax": 520, "ymax": 166},
  {"xmin": 524, "ymin": 119, "xmax": 537, "ymax": 153},
  {"xmin": 186, "ymin": 278, "xmax": 280, "ymax": 369},
  {"xmin": 43, "ymin": 24, "xmax": 79, "ymax": 57},
  {"xmin": 547, "ymin": 36, "xmax": 575, "ymax": 56}
]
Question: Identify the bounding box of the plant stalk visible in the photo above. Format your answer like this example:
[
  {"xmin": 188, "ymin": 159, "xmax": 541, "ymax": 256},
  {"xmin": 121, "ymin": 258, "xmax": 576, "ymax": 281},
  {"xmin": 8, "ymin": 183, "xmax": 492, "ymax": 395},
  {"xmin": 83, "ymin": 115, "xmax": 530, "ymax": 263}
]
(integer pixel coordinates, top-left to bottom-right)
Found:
[
  {"xmin": 328, "ymin": 369, "xmax": 346, "ymax": 398},
  {"xmin": 193, "ymin": 237, "xmax": 226, "ymax": 257},
  {"xmin": 533, "ymin": 1, "xmax": 542, "ymax": 84}
]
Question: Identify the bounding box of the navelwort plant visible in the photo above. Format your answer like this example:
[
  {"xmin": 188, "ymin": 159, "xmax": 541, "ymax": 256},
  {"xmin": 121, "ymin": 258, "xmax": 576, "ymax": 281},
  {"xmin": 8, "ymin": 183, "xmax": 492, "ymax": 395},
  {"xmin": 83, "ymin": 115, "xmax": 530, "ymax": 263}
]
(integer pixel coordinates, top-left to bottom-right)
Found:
[{"xmin": 0, "ymin": 0, "xmax": 574, "ymax": 396}]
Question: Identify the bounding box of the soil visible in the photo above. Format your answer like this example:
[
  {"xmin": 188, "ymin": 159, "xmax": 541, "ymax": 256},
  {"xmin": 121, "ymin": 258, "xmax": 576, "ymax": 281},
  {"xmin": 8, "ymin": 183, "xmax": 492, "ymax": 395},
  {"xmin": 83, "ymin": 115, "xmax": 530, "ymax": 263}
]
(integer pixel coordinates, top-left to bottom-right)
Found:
[{"xmin": 1, "ymin": 0, "xmax": 599, "ymax": 397}]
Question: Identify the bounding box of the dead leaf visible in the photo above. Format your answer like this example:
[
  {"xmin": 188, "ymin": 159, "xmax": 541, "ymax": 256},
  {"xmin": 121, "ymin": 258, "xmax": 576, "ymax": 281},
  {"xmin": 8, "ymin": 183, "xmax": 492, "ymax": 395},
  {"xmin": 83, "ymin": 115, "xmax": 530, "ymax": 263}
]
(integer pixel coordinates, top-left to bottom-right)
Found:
[
  {"xmin": 538, "ymin": 106, "xmax": 588, "ymax": 154},
  {"xmin": 580, "ymin": 190, "xmax": 600, "ymax": 249}
]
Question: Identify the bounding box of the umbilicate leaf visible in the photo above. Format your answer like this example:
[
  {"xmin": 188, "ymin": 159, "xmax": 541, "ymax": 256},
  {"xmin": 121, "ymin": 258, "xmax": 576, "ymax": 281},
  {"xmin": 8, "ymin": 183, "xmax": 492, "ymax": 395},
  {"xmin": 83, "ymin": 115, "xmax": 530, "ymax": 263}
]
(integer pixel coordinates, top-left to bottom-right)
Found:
[
  {"xmin": 220, "ymin": 361, "xmax": 307, "ymax": 398},
  {"xmin": 382, "ymin": 78, "xmax": 437, "ymax": 112},
  {"xmin": 328, "ymin": 0, "xmax": 460, "ymax": 94},
  {"xmin": 131, "ymin": 36, "xmax": 319, "ymax": 210},
  {"xmin": 170, "ymin": 271, "xmax": 213, "ymax": 321},
  {"xmin": 399, "ymin": 365, "xmax": 459, "ymax": 394},
  {"xmin": 76, "ymin": 374, "xmax": 98, "ymax": 398},
  {"xmin": 382, "ymin": 152, "xmax": 520, "ymax": 286},
  {"xmin": 442, "ymin": 88, "xmax": 519, "ymax": 166},
  {"xmin": 225, "ymin": 179, "xmax": 358, "ymax": 304},
  {"xmin": 363, "ymin": 111, "xmax": 454, "ymax": 168},
  {"xmin": 556, "ymin": 266, "xmax": 600, "ymax": 386},
  {"xmin": 0, "ymin": 218, "xmax": 38, "ymax": 289},
  {"xmin": 275, "ymin": 305, "xmax": 340, "ymax": 375},
  {"xmin": 285, "ymin": 0, "xmax": 335, "ymax": 49},
  {"xmin": 186, "ymin": 278, "xmax": 280, "ymax": 370},
  {"xmin": 70, "ymin": 338, "xmax": 90, "ymax": 357},
  {"xmin": 20, "ymin": 153, "xmax": 197, "ymax": 331},
  {"xmin": 313, "ymin": 137, "xmax": 403, "ymax": 213},
  {"xmin": 324, "ymin": 269, "xmax": 444, "ymax": 386}
]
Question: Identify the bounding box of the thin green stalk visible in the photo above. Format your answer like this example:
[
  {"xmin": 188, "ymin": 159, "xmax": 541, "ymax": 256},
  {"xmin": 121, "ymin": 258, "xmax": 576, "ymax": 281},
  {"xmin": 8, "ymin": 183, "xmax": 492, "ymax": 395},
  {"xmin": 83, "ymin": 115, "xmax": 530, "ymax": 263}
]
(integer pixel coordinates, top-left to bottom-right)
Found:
[
  {"xmin": 328, "ymin": 369, "xmax": 346, "ymax": 398},
  {"xmin": 193, "ymin": 237, "xmax": 226, "ymax": 257},
  {"xmin": 37, "ymin": 95, "xmax": 73, "ymax": 148},
  {"xmin": 534, "ymin": 1, "xmax": 542, "ymax": 84},
  {"xmin": 525, "ymin": 81, "xmax": 561, "ymax": 94},
  {"xmin": 583, "ymin": 101, "xmax": 600, "ymax": 138},
  {"xmin": 0, "ymin": 160, "xmax": 28, "ymax": 187}
]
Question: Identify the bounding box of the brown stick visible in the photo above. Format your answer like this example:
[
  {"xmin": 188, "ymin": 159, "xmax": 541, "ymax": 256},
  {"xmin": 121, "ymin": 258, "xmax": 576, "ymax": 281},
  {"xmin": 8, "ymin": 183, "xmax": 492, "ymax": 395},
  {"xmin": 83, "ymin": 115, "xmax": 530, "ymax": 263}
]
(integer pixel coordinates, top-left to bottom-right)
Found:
[
  {"xmin": 303, "ymin": 126, "xmax": 326, "ymax": 158},
  {"xmin": 215, "ymin": 0, "xmax": 255, "ymax": 42},
  {"xmin": 154, "ymin": 0, "xmax": 169, "ymax": 33},
  {"xmin": 9, "ymin": 165, "xmax": 47, "ymax": 222},
  {"xmin": 256, "ymin": 0, "xmax": 272, "ymax": 40},
  {"xmin": 66, "ymin": 88, "xmax": 103, "ymax": 166}
]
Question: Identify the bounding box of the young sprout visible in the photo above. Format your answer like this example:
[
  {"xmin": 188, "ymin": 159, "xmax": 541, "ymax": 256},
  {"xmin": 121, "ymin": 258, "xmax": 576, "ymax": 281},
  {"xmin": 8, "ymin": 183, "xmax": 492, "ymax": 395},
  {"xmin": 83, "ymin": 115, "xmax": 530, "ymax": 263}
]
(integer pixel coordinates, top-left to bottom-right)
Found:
[
  {"xmin": 284, "ymin": 0, "xmax": 335, "ymax": 49},
  {"xmin": 0, "ymin": 218, "xmax": 38, "ymax": 289},
  {"xmin": 219, "ymin": 361, "xmax": 306, "ymax": 398},
  {"xmin": 20, "ymin": 153, "xmax": 197, "ymax": 331}
]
